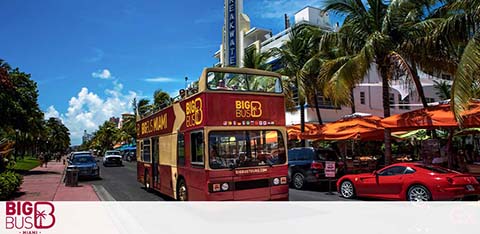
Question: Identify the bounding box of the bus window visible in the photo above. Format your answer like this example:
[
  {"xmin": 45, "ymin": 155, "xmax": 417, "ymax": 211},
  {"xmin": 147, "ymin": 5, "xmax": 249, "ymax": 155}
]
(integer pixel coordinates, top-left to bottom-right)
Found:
[
  {"xmin": 191, "ymin": 131, "xmax": 204, "ymax": 166},
  {"xmin": 208, "ymin": 130, "xmax": 286, "ymax": 169},
  {"xmin": 247, "ymin": 75, "xmax": 282, "ymax": 93},
  {"xmin": 207, "ymin": 71, "xmax": 281, "ymax": 93},
  {"xmin": 143, "ymin": 139, "xmax": 151, "ymax": 162},
  {"xmin": 177, "ymin": 133, "xmax": 185, "ymax": 166}
]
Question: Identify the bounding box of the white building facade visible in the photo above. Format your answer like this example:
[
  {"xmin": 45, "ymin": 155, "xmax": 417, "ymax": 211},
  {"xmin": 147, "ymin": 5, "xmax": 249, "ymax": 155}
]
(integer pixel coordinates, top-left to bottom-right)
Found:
[{"xmin": 215, "ymin": 2, "xmax": 453, "ymax": 125}]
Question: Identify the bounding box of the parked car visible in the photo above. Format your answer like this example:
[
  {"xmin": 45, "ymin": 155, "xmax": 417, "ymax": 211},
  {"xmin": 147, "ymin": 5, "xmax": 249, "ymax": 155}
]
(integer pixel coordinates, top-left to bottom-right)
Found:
[
  {"xmin": 68, "ymin": 151, "xmax": 92, "ymax": 163},
  {"xmin": 70, "ymin": 154, "xmax": 100, "ymax": 179},
  {"xmin": 125, "ymin": 151, "xmax": 136, "ymax": 162},
  {"xmin": 337, "ymin": 163, "xmax": 480, "ymax": 201},
  {"xmin": 103, "ymin": 150, "xmax": 123, "ymax": 167},
  {"xmin": 288, "ymin": 147, "xmax": 345, "ymax": 189}
]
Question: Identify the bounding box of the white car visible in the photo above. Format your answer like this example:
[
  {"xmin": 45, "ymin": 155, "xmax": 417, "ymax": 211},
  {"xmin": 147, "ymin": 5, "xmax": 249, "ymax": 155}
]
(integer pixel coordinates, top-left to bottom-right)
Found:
[{"xmin": 103, "ymin": 150, "xmax": 123, "ymax": 167}]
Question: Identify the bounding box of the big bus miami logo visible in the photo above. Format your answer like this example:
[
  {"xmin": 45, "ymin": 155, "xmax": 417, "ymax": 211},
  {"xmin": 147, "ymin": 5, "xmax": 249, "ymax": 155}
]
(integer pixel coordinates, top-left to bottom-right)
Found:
[
  {"xmin": 5, "ymin": 201, "xmax": 56, "ymax": 232},
  {"xmin": 235, "ymin": 100, "xmax": 262, "ymax": 118},
  {"xmin": 186, "ymin": 98, "xmax": 203, "ymax": 127},
  {"xmin": 140, "ymin": 113, "xmax": 168, "ymax": 135}
]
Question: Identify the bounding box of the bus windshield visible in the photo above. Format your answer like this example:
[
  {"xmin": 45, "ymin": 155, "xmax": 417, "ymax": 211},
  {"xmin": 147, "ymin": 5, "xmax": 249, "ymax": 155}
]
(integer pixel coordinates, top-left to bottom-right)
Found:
[
  {"xmin": 207, "ymin": 72, "xmax": 282, "ymax": 93},
  {"xmin": 208, "ymin": 130, "xmax": 286, "ymax": 169}
]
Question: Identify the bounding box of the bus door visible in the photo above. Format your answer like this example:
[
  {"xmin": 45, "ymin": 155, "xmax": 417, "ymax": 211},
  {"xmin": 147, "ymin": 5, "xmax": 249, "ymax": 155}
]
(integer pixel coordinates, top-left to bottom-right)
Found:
[
  {"xmin": 187, "ymin": 130, "xmax": 207, "ymax": 200},
  {"xmin": 151, "ymin": 137, "xmax": 159, "ymax": 189}
]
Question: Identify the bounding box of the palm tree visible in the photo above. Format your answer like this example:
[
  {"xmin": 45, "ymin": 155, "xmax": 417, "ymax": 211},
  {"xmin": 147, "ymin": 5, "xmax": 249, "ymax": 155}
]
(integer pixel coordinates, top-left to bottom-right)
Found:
[
  {"xmin": 434, "ymin": 80, "xmax": 452, "ymax": 100},
  {"xmin": 441, "ymin": 0, "xmax": 480, "ymax": 120},
  {"xmin": 153, "ymin": 89, "xmax": 171, "ymax": 111},
  {"xmin": 321, "ymin": 0, "xmax": 437, "ymax": 164},
  {"xmin": 134, "ymin": 98, "xmax": 151, "ymax": 117},
  {"xmin": 243, "ymin": 48, "xmax": 273, "ymax": 71},
  {"xmin": 272, "ymin": 25, "xmax": 326, "ymax": 147}
]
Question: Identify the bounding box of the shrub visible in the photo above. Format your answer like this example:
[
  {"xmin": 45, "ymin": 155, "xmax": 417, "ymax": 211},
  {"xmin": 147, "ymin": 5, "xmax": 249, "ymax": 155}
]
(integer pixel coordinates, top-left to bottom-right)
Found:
[{"xmin": 0, "ymin": 171, "xmax": 23, "ymax": 200}]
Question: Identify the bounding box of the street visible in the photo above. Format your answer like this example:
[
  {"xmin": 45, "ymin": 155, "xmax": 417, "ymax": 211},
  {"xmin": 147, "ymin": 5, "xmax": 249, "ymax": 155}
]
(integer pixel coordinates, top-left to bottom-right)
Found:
[{"xmin": 83, "ymin": 161, "xmax": 350, "ymax": 201}]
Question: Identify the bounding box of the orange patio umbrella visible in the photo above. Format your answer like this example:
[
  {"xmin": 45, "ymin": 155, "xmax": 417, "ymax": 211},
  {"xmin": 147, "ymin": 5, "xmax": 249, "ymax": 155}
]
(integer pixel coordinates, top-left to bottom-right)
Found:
[
  {"xmin": 286, "ymin": 123, "xmax": 321, "ymax": 140},
  {"xmin": 300, "ymin": 115, "xmax": 385, "ymax": 141},
  {"xmin": 381, "ymin": 101, "xmax": 480, "ymax": 131}
]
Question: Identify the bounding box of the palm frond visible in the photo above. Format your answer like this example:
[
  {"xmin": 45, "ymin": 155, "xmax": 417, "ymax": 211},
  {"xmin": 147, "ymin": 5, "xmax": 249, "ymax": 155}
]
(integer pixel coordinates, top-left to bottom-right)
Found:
[{"xmin": 452, "ymin": 33, "xmax": 480, "ymax": 123}]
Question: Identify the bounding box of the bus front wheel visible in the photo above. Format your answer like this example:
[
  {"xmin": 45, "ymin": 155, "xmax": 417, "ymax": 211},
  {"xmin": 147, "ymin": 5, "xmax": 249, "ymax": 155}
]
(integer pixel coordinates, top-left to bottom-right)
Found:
[{"xmin": 177, "ymin": 179, "xmax": 188, "ymax": 201}]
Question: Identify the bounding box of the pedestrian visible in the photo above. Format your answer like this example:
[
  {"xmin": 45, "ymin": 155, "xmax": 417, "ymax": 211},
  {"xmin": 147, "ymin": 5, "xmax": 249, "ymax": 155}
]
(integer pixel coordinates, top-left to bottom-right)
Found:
[
  {"xmin": 43, "ymin": 153, "xmax": 50, "ymax": 168},
  {"xmin": 39, "ymin": 153, "xmax": 45, "ymax": 167}
]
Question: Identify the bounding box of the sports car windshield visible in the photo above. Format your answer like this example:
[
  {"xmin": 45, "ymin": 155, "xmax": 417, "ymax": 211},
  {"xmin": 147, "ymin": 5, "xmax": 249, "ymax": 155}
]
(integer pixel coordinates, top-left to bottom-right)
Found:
[{"xmin": 208, "ymin": 130, "xmax": 286, "ymax": 169}]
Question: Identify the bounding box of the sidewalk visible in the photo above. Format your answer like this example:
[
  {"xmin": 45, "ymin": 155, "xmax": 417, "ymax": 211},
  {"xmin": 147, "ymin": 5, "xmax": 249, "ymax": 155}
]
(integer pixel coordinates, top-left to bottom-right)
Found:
[{"xmin": 14, "ymin": 159, "xmax": 99, "ymax": 201}]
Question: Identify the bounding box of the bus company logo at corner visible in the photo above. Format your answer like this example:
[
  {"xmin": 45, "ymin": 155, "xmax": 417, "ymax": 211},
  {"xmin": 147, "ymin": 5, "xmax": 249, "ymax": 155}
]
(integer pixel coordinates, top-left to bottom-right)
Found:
[
  {"xmin": 5, "ymin": 201, "xmax": 56, "ymax": 232},
  {"xmin": 141, "ymin": 113, "xmax": 168, "ymax": 136},
  {"xmin": 185, "ymin": 97, "xmax": 203, "ymax": 127},
  {"xmin": 235, "ymin": 100, "xmax": 262, "ymax": 118}
]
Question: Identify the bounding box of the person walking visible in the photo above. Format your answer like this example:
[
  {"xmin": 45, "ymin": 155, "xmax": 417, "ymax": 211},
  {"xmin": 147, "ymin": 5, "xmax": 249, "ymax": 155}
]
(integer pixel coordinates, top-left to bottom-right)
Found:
[
  {"xmin": 43, "ymin": 153, "xmax": 50, "ymax": 168},
  {"xmin": 39, "ymin": 153, "xmax": 45, "ymax": 167}
]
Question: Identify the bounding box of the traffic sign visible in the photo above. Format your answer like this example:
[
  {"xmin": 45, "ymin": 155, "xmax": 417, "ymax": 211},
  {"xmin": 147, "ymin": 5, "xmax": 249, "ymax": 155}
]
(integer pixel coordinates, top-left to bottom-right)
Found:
[{"xmin": 325, "ymin": 161, "xmax": 336, "ymax": 178}]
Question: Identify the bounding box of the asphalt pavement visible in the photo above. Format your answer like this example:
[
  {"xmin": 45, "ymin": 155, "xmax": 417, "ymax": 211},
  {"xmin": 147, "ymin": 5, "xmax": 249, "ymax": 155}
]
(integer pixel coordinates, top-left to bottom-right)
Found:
[
  {"xmin": 83, "ymin": 160, "xmax": 353, "ymax": 201},
  {"xmin": 85, "ymin": 161, "xmax": 170, "ymax": 201}
]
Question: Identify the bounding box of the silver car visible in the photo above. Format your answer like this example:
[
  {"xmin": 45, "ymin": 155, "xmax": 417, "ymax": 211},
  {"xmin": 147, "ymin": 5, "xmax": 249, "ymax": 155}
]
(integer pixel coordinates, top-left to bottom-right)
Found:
[{"xmin": 103, "ymin": 150, "xmax": 123, "ymax": 167}]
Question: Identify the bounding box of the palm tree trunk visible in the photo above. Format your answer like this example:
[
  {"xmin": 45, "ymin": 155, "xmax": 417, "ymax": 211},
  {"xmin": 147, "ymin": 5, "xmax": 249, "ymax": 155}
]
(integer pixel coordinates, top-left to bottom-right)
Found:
[
  {"xmin": 296, "ymin": 77, "xmax": 306, "ymax": 147},
  {"xmin": 300, "ymin": 99, "xmax": 306, "ymax": 147},
  {"xmin": 380, "ymin": 65, "xmax": 392, "ymax": 165},
  {"xmin": 313, "ymin": 89, "xmax": 323, "ymax": 125},
  {"xmin": 350, "ymin": 88, "xmax": 356, "ymax": 113},
  {"xmin": 410, "ymin": 60, "xmax": 428, "ymax": 108}
]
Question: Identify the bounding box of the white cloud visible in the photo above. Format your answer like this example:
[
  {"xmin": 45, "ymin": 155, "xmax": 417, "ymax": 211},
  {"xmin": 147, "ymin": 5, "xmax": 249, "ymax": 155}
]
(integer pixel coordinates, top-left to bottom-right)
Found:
[
  {"xmin": 45, "ymin": 80, "xmax": 137, "ymax": 145},
  {"xmin": 248, "ymin": 0, "xmax": 324, "ymax": 19},
  {"xmin": 144, "ymin": 77, "xmax": 178, "ymax": 83},
  {"xmin": 44, "ymin": 105, "xmax": 60, "ymax": 119},
  {"xmin": 91, "ymin": 69, "xmax": 112, "ymax": 79}
]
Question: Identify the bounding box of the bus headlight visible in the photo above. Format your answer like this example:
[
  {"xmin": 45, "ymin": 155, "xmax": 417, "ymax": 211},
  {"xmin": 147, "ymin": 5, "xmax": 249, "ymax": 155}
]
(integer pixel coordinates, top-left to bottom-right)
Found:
[
  {"xmin": 221, "ymin": 183, "xmax": 229, "ymax": 191},
  {"xmin": 280, "ymin": 176, "xmax": 287, "ymax": 184},
  {"xmin": 273, "ymin": 178, "xmax": 280, "ymax": 185}
]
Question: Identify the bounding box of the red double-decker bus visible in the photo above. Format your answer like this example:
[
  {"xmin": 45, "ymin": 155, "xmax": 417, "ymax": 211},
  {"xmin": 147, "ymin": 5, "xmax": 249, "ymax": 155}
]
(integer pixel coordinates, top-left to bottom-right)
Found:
[{"xmin": 136, "ymin": 67, "xmax": 288, "ymax": 201}]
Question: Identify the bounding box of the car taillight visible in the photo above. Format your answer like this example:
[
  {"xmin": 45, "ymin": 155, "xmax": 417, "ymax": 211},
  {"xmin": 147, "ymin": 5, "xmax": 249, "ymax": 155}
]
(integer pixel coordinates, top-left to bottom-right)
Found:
[
  {"xmin": 446, "ymin": 177, "xmax": 454, "ymax": 184},
  {"xmin": 311, "ymin": 161, "xmax": 324, "ymax": 170}
]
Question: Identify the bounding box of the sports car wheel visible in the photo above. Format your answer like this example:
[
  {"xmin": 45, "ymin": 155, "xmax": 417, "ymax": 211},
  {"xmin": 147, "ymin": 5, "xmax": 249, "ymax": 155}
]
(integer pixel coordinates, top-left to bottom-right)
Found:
[
  {"xmin": 292, "ymin": 172, "xmax": 306, "ymax": 190},
  {"xmin": 407, "ymin": 185, "xmax": 431, "ymax": 201},
  {"xmin": 340, "ymin": 180, "xmax": 356, "ymax": 199}
]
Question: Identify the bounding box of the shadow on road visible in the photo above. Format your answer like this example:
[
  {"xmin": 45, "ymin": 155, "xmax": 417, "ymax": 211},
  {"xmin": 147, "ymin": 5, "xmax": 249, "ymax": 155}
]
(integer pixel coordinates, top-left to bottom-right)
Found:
[{"xmin": 142, "ymin": 187, "xmax": 175, "ymax": 201}]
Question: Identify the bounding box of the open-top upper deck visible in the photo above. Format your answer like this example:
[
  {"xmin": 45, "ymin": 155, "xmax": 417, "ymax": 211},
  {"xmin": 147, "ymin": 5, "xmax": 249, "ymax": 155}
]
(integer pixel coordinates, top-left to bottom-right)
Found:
[{"xmin": 136, "ymin": 67, "xmax": 286, "ymax": 139}]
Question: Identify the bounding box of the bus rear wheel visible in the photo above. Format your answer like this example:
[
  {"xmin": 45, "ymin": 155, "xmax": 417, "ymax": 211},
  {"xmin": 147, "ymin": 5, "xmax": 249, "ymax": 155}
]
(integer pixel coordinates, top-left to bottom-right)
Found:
[{"xmin": 177, "ymin": 179, "xmax": 188, "ymax": 201}]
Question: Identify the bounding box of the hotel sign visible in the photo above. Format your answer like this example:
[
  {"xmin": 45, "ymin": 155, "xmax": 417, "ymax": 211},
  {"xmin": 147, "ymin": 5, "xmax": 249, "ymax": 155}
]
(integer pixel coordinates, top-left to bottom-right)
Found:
[{"xmin": 226, "ymin": 0, "xmax": 237, "ymax": 66}]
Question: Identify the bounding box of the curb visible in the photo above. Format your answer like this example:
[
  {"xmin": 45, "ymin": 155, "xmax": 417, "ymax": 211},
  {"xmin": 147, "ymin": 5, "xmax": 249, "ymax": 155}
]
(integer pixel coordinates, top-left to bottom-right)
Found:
[{"xmin": 92, "ymin": 185, "xmax": 116, "ymax": 201}]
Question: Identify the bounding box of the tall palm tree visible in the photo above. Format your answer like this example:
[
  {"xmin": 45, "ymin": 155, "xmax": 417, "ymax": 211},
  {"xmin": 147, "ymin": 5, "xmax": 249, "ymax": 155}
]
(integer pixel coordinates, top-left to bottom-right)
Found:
[
  {"xmin": 321, "ymin": 0, "xmax": 436, "ymax": 164},
  {"xmin": 243, "ymin": 48, "xmax": 273, "ymax": 71},
  {"xmin": 272, "ymin": 26, "xmax": 326, "ymax": 147},
  {"xmin": 153, "ymin": 89, "xmax": 171, "ymax": 111}
]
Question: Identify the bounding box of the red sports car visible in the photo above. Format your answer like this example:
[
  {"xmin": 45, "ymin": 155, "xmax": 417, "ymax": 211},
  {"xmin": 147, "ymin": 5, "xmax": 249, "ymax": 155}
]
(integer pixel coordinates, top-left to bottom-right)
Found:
[{"xmin": 337, "ymin": 163, "xmax": 480, "ymax": 201}]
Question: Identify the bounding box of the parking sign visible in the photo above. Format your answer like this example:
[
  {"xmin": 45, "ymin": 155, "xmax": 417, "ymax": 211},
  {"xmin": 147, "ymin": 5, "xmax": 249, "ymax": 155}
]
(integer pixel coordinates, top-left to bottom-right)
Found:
[{"xmin": 325, "ymin": 161, "xmax": 336, "ymax": 178}]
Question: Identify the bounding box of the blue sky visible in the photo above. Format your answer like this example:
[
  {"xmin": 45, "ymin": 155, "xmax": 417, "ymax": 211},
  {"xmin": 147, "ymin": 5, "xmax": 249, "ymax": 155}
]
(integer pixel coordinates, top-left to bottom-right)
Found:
[{"xmin": 0, "ymin": 0, "xmax": 337, "ymax": 144}]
